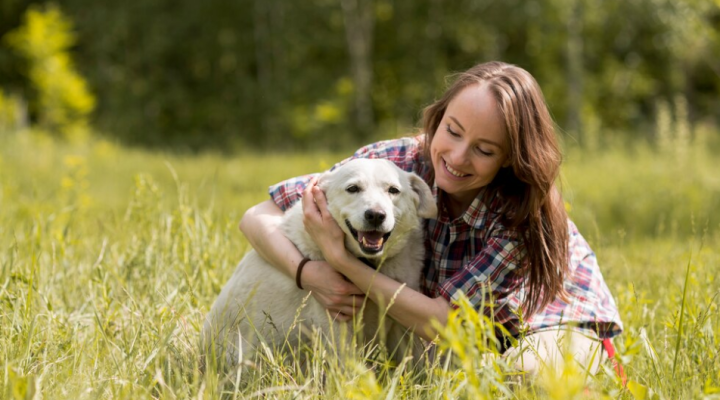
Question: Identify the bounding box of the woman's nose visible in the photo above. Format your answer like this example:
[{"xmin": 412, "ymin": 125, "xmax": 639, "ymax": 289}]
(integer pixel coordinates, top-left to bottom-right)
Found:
[{"xmin": 448, "ymin": 145, "xmax": 469, "ymax": 165}]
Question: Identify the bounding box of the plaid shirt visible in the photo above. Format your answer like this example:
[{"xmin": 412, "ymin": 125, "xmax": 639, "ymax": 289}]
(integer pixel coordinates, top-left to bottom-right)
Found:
[{"xmin": 269, "ymin": 136, "xmax": 623, "ymax": 339}]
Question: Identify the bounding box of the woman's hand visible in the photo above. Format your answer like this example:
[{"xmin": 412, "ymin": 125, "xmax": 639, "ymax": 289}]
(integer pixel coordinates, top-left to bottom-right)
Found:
[
  {"xmin": 300, "ymin": 260, "xmax": 365, "ymax": 322},
  {"xmin": 301, "ymin": 178, "xmax": 350, "ymax": 266}
]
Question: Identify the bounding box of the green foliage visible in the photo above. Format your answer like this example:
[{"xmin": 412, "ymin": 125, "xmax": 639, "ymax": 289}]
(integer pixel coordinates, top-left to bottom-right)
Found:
[
  {"xmin": 1, "ymin": 0, "xmax": 717, "ymax": 150},
  {"xmin": 0, "ymin": 133, "xmax": 718, "ymax": 398},
  {"xmin": 431, "ymin": 294, "xmax": 513, "ymax": 399},
  {"xmin": 4, "ymin": 4, "xmax": 95, "ymax": 141},
  {"xmin": 0, "ymin": 88, "xmax": 24, "ymax": 132},
  {"xmin": 563, "ymin": 135, "xmax": 720, "ymax": 242}
]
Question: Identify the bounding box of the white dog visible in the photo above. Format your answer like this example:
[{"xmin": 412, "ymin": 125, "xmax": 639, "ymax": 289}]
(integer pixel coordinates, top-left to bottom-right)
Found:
[{"xmin": 202, "ymin": 158, "xmax": 437, "ymax": 369}]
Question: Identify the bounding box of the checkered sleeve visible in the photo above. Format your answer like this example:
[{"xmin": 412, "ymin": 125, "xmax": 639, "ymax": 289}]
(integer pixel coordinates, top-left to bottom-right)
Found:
[
  {"xmin": 436, "ymin": 228, "xmax": 526, "ymax": 321},
  {"xmin": 330, "ymin": 136, "xmax": 423, "ymax": 174},
  {"xmin": 268, "ymin": 136, "xmax": 424, "ymax": 210},
  {"xmin": 268, "ymin": 173, "xmax": 321, "ymax": 211}
]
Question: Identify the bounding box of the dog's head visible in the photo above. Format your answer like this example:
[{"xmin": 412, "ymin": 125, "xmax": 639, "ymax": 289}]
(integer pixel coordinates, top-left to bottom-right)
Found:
[{"xmin": 317, "ymin": 158, "xmax": 437, "ymax": 259}]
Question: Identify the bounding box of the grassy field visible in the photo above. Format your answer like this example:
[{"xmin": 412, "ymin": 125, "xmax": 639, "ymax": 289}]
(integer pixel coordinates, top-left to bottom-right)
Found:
[{"xmin": 1, "ymin": 130, "xmax": 718, "ymax": 399}]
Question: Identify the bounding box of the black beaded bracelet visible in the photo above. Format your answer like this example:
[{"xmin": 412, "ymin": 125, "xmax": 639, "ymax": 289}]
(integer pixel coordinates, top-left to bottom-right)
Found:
[{"xmin": 295, "ymin": 257, "xmax": 311, "ymax": 290}]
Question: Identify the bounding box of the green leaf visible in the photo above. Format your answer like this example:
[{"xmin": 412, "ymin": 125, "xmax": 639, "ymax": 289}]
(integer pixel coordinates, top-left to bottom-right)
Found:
[{"xmin": 628, "ymin": 381, "xmax": 649, "ymax": 400}]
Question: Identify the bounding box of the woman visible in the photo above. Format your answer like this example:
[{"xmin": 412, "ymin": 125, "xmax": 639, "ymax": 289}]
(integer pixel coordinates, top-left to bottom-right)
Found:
[{"xmin": 240, "ymin": 61, "xmax": 623, "ymax": 376}]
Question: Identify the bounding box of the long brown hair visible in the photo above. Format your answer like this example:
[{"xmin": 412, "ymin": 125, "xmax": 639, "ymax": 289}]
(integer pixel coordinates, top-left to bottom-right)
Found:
[{"xmin": 422, "ymin": 61, "xmax": 569, "ymax": 316}]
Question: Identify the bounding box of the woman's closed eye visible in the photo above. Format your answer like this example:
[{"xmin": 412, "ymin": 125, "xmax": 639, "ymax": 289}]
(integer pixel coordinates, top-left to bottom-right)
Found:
[
  {"xmin": 445, "ymin": 124, "xmax": 460, "ymax": 137},
  {"xmin": 475, "ymin": 146, "xmax": 493, "ymax": 156}
]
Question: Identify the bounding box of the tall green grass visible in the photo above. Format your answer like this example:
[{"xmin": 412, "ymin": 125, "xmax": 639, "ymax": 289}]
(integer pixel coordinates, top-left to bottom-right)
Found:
[{"xmin": 1, "ymin": 131, "xmax": 718, "ymax": 399}]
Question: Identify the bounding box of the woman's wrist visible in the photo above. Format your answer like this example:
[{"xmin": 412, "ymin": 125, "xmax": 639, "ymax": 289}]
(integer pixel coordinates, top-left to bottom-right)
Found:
[
  {"xmin": 325, "ymin": 246, "xmax": 352, "ymax": 272},
  {"xmin": 295, "ymin": 257, "xmax": 312, "ymax": 290}
]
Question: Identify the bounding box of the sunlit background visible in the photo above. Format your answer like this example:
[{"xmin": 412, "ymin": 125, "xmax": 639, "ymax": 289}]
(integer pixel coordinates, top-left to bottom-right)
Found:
[
  {"xmin": 0, "ymin": 1, "xmax": 719, "ymax": 399},
  {"xmin": 0, "ymin": 0, "xmax": 718, "ymax": 150}
]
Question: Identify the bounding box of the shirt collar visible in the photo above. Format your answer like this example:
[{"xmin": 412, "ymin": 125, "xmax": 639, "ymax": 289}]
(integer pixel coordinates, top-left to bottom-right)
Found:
[{"xmin": 433, "ymin": 184, "xmax": 493, "ymax": 230}]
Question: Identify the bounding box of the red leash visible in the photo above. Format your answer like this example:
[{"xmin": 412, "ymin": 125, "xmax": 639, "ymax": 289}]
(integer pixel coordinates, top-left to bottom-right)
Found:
[{"xmin": 602, "ymin": 338, "xmax": 627, "ymax": 386}]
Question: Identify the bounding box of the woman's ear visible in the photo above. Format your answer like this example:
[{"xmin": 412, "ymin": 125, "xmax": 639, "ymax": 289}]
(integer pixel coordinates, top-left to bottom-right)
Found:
[{"xmin": 502, "ymin": 155, "xmax": 512, "ymax": 168}]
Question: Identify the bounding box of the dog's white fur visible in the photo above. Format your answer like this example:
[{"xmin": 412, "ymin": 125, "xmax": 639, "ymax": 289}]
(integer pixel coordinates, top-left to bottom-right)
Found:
[{"xmin": 202, "ymin": 158, "xmax": 437, "ymax": 368}]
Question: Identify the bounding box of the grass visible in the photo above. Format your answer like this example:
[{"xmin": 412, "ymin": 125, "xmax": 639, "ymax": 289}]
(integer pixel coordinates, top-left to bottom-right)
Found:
[{"xmin": 1, "ymin": 130, "xmax": 718, "ymax": 399}]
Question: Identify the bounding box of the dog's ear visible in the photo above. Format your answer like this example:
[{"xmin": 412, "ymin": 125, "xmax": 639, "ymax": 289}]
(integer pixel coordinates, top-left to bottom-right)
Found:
[
  {"xmin": 408, "ymin": 173, "xmax": 437, "ymax": 219},
  {"xmin": 315, "ymin": 169, "xmax": 335, "ymax": 192}
]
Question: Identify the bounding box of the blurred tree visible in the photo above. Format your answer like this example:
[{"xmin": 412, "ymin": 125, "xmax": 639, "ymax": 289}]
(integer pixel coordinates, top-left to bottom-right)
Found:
[
  {"xmin": 4, "ymin": 4, "xmax": 95, "ymax": 140},
  {"xmin": 0, "ymin": 89, "xmax": 27, "ymax": 132},
  {"xmin": 565, "ymin": 0, "xmax": 584, "ymax": 142},
  {"xmin": 0, "ymin": 0, "xmax": 716, "ymax": 150},
  {"xmin": 340, "ymin": 0, "xmax": 375, "ymax": 137}
]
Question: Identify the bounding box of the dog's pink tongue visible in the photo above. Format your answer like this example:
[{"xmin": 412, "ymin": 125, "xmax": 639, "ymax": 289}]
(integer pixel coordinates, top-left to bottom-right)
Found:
[{"xmin": 358, "ymin": 231, "xmax": 384, "ymax": 248}]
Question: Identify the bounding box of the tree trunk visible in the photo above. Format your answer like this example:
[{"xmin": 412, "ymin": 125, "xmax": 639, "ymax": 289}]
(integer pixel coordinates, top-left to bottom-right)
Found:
[
  {"xmin": 566, "ymin": 0, "xmax": 584, "ymax": 145},
  {"xmin": 340, "ymin": 0, "xmax": 375, "ymax": 137},
  {"xmin": 254, "ymin": 0, "xmax": 275, "ymax": 144}
]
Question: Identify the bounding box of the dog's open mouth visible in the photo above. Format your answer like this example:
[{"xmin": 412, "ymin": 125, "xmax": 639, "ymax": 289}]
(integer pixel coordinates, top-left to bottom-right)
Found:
[{"xmin": 345, "ymin": 220, "xmax": 392, "ymax": 255}]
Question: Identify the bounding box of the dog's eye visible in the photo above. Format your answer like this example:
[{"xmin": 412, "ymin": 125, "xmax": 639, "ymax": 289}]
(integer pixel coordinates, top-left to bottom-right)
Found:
[
  {"xmin": 346, "ymin": 185, "xmax": 360, "ymax": 193},
  {"xmin": 388, "ymin": 186, "xmax": 400, "ymax": 195}
]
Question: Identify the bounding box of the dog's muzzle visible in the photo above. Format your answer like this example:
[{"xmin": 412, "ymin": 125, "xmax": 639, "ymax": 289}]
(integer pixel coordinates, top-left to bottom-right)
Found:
[{"xmin": 345, "ymin": 219, "xmax": 392, "ymax": 255}]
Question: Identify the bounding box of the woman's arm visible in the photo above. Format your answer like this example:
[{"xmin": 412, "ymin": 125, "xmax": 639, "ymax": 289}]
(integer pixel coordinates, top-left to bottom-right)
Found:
[
  {"xmin": 301, "ymin": 184, "xmax": 451, "ymax": 341},
  {"xmin": 239, "ymin": 200, "xmax": 365, "ymax": 321},
  {"xmin": 330, "ymin": 251, "xmax": 451, "ymax": 341},
  {"xmin": 249, "ymin": 137, "xmax": 425, "ymax": 321},
  {"xmin": 238, "ymin": 200, "xmax": 299, "ymax": 278}
]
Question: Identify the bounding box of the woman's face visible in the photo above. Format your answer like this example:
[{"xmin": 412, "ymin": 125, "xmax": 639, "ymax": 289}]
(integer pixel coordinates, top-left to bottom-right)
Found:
[{"xmin": 430, "ymin": 83, "xmax": 511, "ymax": 208}]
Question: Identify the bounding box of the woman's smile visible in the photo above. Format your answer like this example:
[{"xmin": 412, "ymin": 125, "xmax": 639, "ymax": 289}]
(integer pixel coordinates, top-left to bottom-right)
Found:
[{"xmin": 442, "ymin": 158, "xmax": 470, "ymax": 179}]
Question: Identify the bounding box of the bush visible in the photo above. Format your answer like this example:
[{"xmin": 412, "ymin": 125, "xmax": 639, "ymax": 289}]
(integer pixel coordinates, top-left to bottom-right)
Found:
[{"xmin": 4, "ymin": 4, "xmax": 95, "ymax": 141}]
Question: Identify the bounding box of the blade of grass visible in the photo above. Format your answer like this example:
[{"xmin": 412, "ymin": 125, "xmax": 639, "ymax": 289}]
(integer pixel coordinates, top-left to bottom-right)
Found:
[{"xmin": 672, "ymin": 252, "xmax": 692, "ymax": 378}]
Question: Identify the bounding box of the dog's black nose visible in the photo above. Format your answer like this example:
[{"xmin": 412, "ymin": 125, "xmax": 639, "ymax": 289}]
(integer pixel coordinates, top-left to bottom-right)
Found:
[{"xmin": 364, "ymin": 209, "xmax": 386, "ymax": 227}]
